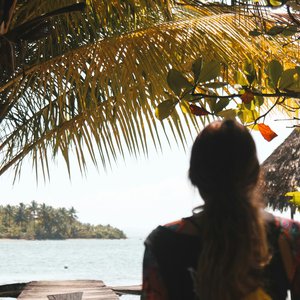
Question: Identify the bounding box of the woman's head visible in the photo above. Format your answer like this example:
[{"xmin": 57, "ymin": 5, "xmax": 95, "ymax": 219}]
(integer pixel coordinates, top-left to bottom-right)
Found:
[
  {"xmin": 189, "ymin": 120, "xmax": 269, "ymax": 300},
  {"xmin": 189, "ymin": 120, "xmax": 260, "ymax": 202}
]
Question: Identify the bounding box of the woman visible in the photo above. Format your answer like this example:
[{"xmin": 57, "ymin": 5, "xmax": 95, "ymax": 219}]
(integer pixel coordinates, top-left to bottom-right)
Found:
[{"xmin": 141, "ymin": 120, "xmax": 300, "ymax": 300}]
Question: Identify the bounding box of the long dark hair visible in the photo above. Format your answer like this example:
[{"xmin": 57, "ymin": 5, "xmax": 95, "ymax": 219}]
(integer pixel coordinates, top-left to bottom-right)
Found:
[{"xmin": 189, "ymin": 120, "xmax": 270, "ymax": 300}]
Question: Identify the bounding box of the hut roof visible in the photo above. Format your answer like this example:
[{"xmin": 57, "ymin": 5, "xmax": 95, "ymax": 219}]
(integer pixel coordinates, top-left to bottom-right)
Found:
[{"xmin": 262, "ymin": 129, "xmax": 300, "ymax": 211}]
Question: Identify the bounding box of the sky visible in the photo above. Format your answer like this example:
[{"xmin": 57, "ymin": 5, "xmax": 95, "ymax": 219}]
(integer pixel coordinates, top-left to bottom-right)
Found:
[{"xmin": 0, "ymin": 119, "xmax": 299, "ymax": 238}]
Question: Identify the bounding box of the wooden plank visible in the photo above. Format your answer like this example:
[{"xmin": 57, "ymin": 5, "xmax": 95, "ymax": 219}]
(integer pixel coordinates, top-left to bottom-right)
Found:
[
  {"xmin": 0, "ymin": 282, "xmax": 27, "ymax": 297},
  {"xmin": 111, "ymin": 285, "xmax": 141, "ymax": 296},
  {"xmin": 18, "ymin": 280, "xmax": 119, "ymax": 300}
]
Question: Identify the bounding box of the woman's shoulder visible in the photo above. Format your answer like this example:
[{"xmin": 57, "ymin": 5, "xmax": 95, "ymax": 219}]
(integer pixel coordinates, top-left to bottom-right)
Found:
[
  {"xmin": 268, "ymin": 213, "xmax": 300, "ymax": 263},
  {"xmin": 162, "ymin": 216, "xmax": 201, "ymax": 236},
  {"xmin": 162, "ymin": 218, "xmax": 190, "ymax": 232},
  {"xmin": 272, "ymin": 214, "xmax": 300, "ymax": 237},
  {"xmin": 145, "ymin": 216, "xmax": 200, "ymax": 247}
]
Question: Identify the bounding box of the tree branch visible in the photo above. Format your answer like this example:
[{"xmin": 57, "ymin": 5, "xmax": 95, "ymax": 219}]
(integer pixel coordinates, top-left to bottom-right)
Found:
[
  {"xmin": 287, "ymin": 5, "xmax": 300, "ymax": 27},
  {"xmin": 191, "ymin": 90, "xmax": 300, "ymax": 99},
  {"xmin": 254, "ymin": 97, "xmax": 283, "ymax": 124}
]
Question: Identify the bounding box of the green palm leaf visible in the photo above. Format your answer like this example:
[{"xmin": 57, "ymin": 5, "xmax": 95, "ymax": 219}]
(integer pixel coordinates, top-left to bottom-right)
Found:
[{"xmin": 0, "ymin": 0, "xmax": 299, "ymax": 178}]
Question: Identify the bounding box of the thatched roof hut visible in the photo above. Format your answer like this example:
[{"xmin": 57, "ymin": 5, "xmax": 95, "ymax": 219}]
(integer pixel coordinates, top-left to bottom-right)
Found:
[{"xmin": 262, "ymin": 129, "xmax": 300, "ymax": 215}]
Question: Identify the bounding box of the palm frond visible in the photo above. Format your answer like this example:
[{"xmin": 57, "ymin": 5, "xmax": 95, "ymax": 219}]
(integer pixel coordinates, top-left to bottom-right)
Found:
[{"xmin": 1, "ymin": 1, "xmax": 299, "ymax": 178}]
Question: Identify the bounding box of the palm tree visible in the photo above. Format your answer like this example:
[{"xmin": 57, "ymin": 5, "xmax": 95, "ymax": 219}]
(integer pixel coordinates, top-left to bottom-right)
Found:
[
  {"xmin": 67, "ymin": 206, "xmax": 77, "ymax": 224},
  {"xmin": 29, "ymin": 200, "xmax": 39, "ymax": 229},
  {"xmin": 30, "ymin": 200, "xmax": 38, "ymax": 213},
  {"xmin": 14, "ymin": 202, "xmax": 28, "ymax": 231},
  {"xmin": 38, "ymin": 203, "xmax": 53, "ymax": 236},
  {"xmin": 0, "ymin": 0, "xmax": 299, "ymax": 178},
  {"xmin": 3, "ymin": 204, "xmax": 14, "ymax": 227},
  {"xmin": 51, "ymin": 208, "xmax": 69, "ymax": 238}
]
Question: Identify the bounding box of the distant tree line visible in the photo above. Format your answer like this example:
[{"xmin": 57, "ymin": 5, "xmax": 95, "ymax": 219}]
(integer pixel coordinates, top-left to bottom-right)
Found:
[{"xmin": 0, "ymin": 201, "xmax": 126, "ymax": 240}]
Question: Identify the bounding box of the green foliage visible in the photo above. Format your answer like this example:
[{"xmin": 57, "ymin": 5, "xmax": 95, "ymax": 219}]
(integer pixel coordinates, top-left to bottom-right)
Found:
[
  {"xmin": 266, "ymin": 60, "xmax": 283, "ymax": 89},
  {"xmin": 192, "ymin": 58, "xmax": 203, "ymax": 84},
  {"xmin": 249, "ymin": 29, "xmax": 262, "ymax": 37},
  {"xmin": 253, "ymin": 24, "xmax": 299, "ymax": 38},
  {"xmin": 236, "ymin": 71, "xmax": 249, "ymax": 86},
  {"xmin": 2, "ymin": 0, "xmax": 300, "ymax": 179},
  {"xmin": 243, "ymin": 60, "xmax": 256, "ymax": 85},
  {"xmin": 155, "ymin": 98, "xmax": 178, "ymax": 120},
  {"xmin": 217, "ymin": 109, "xmax": 236, "ymax": 119},
  {"xmin": 0, "ymin": 203, "xmax": 126, "ymax": 240},
  {"xmin": 198, "ymin": 61, "xmax": 221, "ymax": 83},
  {"xmin": 278, "ymin": 68, "xmax": 299, "ymax": 90},
  {"xmin": 167, "ymin": 69, "xmax": 193, "ymax": 96},
  {"xmin": 2, "ymin": 0, "xmax": 300, "ymax": 177},
  {"xmin": 267, "ymin": 26, "xmax": 285, "ymax": 36},
  {"xmin": 282, "ymin": 25, "xmax": 298, "ymax": 37},
  {"xmin": 212, "ymin": 99, "xmax": 230, "ymax": 114},
  {"xmin": 154, "ymin": 57, "xmax": 300, "ymax": 140}
]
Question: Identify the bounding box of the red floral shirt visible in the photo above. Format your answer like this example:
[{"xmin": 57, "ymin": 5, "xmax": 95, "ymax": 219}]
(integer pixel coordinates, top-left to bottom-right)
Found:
[{"xmin": 141, "ymin": 215, "xmax": 300, "ymax": 300}]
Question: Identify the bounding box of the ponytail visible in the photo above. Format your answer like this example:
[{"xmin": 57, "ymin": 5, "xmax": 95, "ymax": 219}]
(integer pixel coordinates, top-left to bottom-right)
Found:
[{"xmin": 189, "ymin": 120, "xmax": 270, "ymax": 300}]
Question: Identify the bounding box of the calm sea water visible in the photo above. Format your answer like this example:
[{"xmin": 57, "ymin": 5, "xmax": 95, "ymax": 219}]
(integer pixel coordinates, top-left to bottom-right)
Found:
[{"xmin": 0, "ymin": 238, "xmax": 145, "ymax": 300}]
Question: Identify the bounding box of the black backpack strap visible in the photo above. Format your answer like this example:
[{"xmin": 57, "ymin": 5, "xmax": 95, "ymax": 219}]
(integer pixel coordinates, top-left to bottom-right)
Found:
[
  {"xmin": 267, "ymin": 213, "xmax": 299, "ymax": 300},
  {"xmin": 276, "ymin": 220, "xmax": 300, "ymax": 300},
  {"xmin": 263, "ymin": 212, "xmax": 290, "ymax": 300},
  {"xmin": 278, "ymin": 231, "xmax": 295, "ymax": 284}
]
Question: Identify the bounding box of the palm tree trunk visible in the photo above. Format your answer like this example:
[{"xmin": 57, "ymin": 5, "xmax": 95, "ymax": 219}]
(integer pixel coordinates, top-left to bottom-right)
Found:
[{"xmin": 290, "ymin": 205, "xmax": 295, "ymax": 220}]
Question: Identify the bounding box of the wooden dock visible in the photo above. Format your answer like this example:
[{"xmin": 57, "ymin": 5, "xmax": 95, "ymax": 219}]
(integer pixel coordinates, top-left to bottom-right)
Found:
[{"xmin": 17, "ymin": 280, "xmax": 119, "ymax": 300}]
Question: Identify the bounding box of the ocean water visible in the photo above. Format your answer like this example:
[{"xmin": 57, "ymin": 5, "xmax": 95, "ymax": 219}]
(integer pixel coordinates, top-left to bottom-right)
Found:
[{"xmin": 0, "ymin": 238, "xmax": 145, "ymax": 299}]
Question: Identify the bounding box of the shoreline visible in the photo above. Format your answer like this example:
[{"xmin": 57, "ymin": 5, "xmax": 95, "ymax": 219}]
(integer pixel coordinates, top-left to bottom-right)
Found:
[{"xmin": 0, "ymin": 237, "xmax": 127, "ymax": 241}]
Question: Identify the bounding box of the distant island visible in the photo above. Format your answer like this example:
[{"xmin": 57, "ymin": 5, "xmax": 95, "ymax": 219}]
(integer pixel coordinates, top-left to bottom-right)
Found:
[{"xmin": 0, "ymin": 202, "xmax": 126, "ymax": 240}]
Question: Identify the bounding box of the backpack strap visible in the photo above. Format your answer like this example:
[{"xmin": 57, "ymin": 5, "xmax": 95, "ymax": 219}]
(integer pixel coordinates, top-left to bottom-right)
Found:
[
  {"xmin": 274, "ymin": 217, "xmax": 300, "ymax": 300},
  {"xmin": 278, "ymin": 232, "xmax": 296, "ymax": 284},
  {"xmin": 266, "ymin": 213, "xmax": 295, "ymax": 285}
]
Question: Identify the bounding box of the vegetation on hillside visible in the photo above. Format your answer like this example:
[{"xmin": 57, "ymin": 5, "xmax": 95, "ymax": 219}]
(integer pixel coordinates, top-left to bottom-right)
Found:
[{"xmin": 0, "ymin": 201, "xmax": 126, "ymax": 240}]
